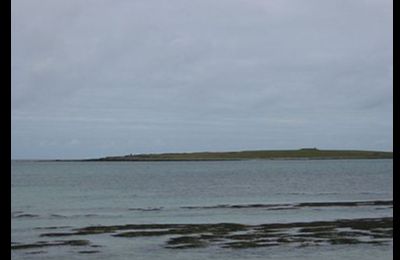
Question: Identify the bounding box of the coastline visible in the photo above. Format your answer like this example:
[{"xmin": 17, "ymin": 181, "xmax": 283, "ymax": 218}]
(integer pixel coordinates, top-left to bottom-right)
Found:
[{"xmin": 23, "ymin": 149, "xmax": 392, "ymax": 162}]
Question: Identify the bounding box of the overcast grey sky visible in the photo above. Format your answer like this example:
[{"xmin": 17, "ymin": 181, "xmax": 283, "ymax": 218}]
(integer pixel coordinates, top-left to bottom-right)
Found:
[{"xmin": 11, "ymin": 0, "xmax": 392, "ymax": 159}]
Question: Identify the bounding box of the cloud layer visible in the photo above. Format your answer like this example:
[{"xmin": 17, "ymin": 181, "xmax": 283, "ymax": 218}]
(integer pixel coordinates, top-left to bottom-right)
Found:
[{"xmin": 12, "ymin": 0, "xmax": 392, "ymax": 159}]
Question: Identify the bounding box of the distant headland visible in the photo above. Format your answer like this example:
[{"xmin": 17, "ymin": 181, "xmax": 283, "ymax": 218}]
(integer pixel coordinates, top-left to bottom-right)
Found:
[{"xmin": 79, "ymin": 148, "xmax": 392, "ymax": 161}]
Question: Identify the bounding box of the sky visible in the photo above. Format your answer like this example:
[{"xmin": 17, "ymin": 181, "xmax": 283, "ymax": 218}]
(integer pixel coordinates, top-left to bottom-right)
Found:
[{"xmin": 11, "ymin": 0, "xmax": 393, "ymax": 159}]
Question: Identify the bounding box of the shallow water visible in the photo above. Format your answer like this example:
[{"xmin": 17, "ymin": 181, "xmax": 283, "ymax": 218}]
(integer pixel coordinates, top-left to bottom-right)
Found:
[{"xmin": 11, "ymin": 159, "xmax": 393, "ymax": 259}]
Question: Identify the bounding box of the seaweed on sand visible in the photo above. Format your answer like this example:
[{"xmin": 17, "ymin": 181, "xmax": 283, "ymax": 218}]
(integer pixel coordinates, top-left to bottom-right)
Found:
[{"xmin": 36, "ymin": 217, "xmax": 392, "ymax": 250}]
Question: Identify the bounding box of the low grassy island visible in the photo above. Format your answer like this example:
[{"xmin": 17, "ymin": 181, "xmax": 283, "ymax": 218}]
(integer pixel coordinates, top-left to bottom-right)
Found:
[{"xmin": 85, "ymin": 148, "xmax": 392, "ymax": 161}]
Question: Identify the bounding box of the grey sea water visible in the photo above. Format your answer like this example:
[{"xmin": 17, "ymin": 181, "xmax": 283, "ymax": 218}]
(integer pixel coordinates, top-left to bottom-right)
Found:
[{"xmin": 11, "ymin": 159, "xmax": 393, "ymax": 259}]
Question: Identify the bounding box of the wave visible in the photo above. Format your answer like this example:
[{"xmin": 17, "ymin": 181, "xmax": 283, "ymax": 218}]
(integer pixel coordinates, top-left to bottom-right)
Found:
[
  {"xmin": 13, "ymin": 200, "xmax": 392, "ymax": 221},
  {"xmin": 49, "ymin": 213, "xmax": 108, "ymax": 219},
  {"xmin": 50, "ymin": 214, "xmax": 68, "ymax": 218},
  {"xmin": 34, "ymin": 226, "xmax": 72, "ymax": 230},
  {"xmin": 12, "ymin": 213, "xmax": 39, "ymax": 218},
  {"xmin": 180, "ymin": 200, "xmax": 393, "ymax": 211},
  {"xmin": 128, "ymin": 207, "xmax": 164, "ymax": 212},
  {"xmin": 277, "ymin": 192, "xmax": 340, "ymax": 195},
  {"xmin": 277, "ymin": 192, "xmax": 391, "ymax": 195}
]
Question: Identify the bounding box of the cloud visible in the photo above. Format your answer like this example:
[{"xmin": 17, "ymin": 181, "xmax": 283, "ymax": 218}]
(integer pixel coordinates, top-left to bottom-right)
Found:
[{"xmin": 11, "ymin": 0, "xmax": 392, "ymax": 159}]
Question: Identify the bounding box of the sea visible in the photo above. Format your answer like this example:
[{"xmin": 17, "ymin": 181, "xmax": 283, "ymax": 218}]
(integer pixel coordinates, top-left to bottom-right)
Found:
[{"xmin": 11, "ymin": 159, "xmax": 393, "ymax": 259}]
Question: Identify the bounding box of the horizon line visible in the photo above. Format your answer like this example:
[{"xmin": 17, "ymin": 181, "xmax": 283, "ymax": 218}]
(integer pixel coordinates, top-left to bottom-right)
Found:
[{"xmin": 11, "ymin": 148, "xmax": 394, "ymax": 161}]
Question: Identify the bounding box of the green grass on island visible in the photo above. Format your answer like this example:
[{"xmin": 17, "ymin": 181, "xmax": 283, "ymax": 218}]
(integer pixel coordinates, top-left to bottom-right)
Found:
[{"xmin": 86, "ymin": 148, "xmax": 393, "ymax": 161}]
